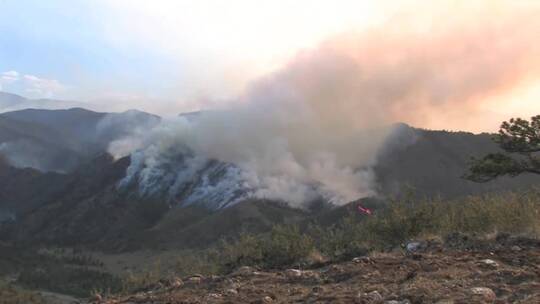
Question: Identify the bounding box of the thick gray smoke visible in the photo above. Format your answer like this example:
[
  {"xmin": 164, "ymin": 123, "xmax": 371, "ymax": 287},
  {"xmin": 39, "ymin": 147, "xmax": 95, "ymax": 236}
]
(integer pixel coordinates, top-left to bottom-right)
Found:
[{"xmin": 112, "ymin": 7, "xmax": 540, "ymax": 208}]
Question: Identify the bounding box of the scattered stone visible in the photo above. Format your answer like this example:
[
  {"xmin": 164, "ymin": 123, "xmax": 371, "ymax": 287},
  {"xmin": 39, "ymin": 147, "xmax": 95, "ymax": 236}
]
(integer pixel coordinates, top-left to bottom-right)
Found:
[
  {"xmin": 210, "ymin": 275, "xmax": 221, "ymax": 281},
  {"xmin": 511, "ymin": 245, "xmax": 522, "ymax": 252},
  {"xmin": 357, "ymin": 290, "xmax": 384, "ymax": 304},
  {"xmin": 285, "ymin": 269, "xmax": 303, "ymax": 279},
  {"xmin": 233, "ymin": 266, "xmax": 255, "ymax": 276},
  {"xmin": 328, "ymin": 264, "xmax": 345, "ymax": 273},
  {"xmin": 406, "ymin": 242, "xmax": 424, "ymax": 252},
  {"xmin": 225, "ymin": 288, "xmax": 238, "ymax": 296},
  {"xmin": 83, "ymin": 236, "xmax": 540, "ymax": 304},
  {"xmin": 470, "ymin": 287, "xmax": 496, "ymax": 301},
  {"xmin": 301, "ymin": 270, "xmax": 321, "ymax": 281},
  {"xmin": 353, "ymin": 256, "xmax": 372, "ymax": 264},
  {"xmin": 283, "ymin": 269, "xmax": 321, "ymax": 282},
  {"xmin": 207, "ymin": 293, "xmax": 222, "ymax": 299},
  {"xmin": 187, "ymin": 275, "xmax": 203, "ymax": 284},
  {"xmin": 129, "ymin": 292, "xmax": 150, "ymax": 302},
  {"xmin": 92, "ymin": 293, "xmax": 103, "ymax": 303},
  {"xmin": 169, "ymin": 277, "xmax": 183, "ymax": 288},
  {"xmin": 479, "ymin": 259, "xmax": 499, "ymax": 268}
]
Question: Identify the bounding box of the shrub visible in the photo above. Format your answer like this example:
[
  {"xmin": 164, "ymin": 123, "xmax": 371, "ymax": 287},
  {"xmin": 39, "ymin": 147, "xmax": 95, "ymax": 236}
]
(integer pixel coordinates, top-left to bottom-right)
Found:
[
  {"xmin": 0, "ymin": 280, "xmax": 45, "ymax": 304},
  {"xmin": 18, "ymin": 265, "xmax": 122, "ymax": 298},
  {"xmin": 313, "ymin": 216, "xmax": 368, "ymax": 260},
  {"xmin": 219, "ymin": 225, "xmax": 314, "ymax": 271},
  {"xmin": 220, "ymin": 232, "xmax": 265, "ymax": 271},
  {"xmin": 120, "ymin": 260, "xmax": 163, "ymax": 293},
  {"xmin": 263, "ymin": 225, "xmax": 314, "ymax": 268},
  {"xmin": 361, "ymin": 198, "xmax": 440, "ymax": 247},
  {"xmin": 311, "ymin": 189, "xmax": 540, "ymax": 255}
]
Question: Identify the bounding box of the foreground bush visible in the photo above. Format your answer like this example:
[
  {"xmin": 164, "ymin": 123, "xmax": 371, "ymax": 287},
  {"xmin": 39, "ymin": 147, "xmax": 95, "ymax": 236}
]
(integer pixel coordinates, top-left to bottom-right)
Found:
[
  {"xmin": 120, "ymin": 189, "xmax": 540, "ymax": 292},
  {"xmin": 325, "ymin": 189, "xmax": 540, "ymax": 252},
  {"xmin": 18, "ymin": 265, "xmax": 122, "ymax": 298},
  {"xmin": 219, "ymin": 190, "xmax": 540, "ymax": 269},
  {"xmin": 0, "ymin": 280, "xmax": 45, "ymax": 304},
  {"xmin": 220, "ymin": 225, "xmax": 314, "ymax": 271}
]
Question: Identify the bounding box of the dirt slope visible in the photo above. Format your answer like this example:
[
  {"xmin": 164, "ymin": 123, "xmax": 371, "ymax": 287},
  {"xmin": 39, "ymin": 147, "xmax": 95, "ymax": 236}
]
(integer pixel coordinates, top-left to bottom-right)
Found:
[{"xmin": 91, "ymin": 235, "xmax": 539, "ymax": 304}]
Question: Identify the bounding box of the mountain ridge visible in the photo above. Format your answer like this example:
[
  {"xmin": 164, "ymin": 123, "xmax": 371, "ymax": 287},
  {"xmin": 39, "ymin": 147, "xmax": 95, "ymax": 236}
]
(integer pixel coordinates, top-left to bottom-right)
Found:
[
  {"xmin": 1, "ymin": 117, "xmax": 539, "ymax": 252},
  {"xmin": 0, "ymin": 105, "xmax": 160, "ymax": 172}
]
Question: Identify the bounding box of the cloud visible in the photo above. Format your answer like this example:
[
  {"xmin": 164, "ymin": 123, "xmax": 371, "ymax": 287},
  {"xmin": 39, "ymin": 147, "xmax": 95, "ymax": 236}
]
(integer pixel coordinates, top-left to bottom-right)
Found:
[
  {"xmin": 22, "ymin": 74, "xmax": 66, "ymax": 97},
  {"xmin": 0, "ymin": 71, "xmax": 66, "ymax": 98},
  {"xmin": 0, "ymin": 71, "xmax": 20, "ymax": 90},
  {"xmin": 1, "ymin": 71, "xmax": 19, "ymax": 82}
]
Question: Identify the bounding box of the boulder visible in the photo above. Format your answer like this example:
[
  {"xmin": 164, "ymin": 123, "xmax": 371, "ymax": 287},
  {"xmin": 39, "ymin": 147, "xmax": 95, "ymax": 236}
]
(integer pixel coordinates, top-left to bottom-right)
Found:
[{"xmin": 470, "ymin": 287, "xmax": 496, "ymax": 301}]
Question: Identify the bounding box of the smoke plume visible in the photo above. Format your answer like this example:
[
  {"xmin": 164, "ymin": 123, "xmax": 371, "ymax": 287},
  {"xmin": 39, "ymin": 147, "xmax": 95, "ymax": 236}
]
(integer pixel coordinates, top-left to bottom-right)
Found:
[{"xmin": 113, "ymin": 4, "xmax": 540, "ymax": 208}]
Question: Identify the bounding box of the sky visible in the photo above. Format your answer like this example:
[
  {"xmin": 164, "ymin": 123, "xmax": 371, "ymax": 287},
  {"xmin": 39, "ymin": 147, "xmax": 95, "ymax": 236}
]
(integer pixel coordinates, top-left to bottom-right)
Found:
[
  {"xmin": 0, "ymin": 1, "xmax": 389, "ymax": 108},
  {"xmin": 0, "ymin": 0, "xmax": 539, "ymax": 130}
]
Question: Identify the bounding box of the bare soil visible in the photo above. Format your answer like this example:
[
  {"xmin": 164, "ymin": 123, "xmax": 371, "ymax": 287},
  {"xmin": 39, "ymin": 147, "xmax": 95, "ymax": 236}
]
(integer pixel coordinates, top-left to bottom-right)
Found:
[{"xmin": 91, "ymin": 235, "xmax": 540, "ymax": 304}]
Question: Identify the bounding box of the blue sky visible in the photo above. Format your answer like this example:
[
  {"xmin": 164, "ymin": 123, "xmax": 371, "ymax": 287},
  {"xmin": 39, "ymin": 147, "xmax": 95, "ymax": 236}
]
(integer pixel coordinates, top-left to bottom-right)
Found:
[
  {"xmin": 0, "ymin": 1, "xmax": 185, "ymax": 103},
  {"xmin": 1, "ymin": 0, "xmax": 538, "ymax": 119},
  {"xmin": 0, "ymin": 0, "xmax": 390, "ymax": 113}
]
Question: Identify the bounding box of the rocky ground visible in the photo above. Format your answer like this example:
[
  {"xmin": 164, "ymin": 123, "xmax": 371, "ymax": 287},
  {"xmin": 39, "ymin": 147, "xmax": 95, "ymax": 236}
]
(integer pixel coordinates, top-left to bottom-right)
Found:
[{"xmin": 91, "ymin": 234, "xmax": 539, "ymax": 304}]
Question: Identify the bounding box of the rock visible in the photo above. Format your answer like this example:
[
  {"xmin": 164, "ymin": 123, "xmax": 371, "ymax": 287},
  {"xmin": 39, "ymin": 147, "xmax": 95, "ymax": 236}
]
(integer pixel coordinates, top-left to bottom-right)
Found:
[
  {"xmin": 284, "ymin": 269, "xmax": 320, "ymax": 282},
  {"xmin": 187, "ymin": 276, "xmax": 203, "ymax": 284},
  {"xmin": 129, "ymin": 292, "xmax": 150, "ymax": 301},
  {"xmin": 92, "ymin": 293, "xmax": 103, "ymax": 303},
  {"xmin": 206, "ymin": 293, "xmax": 222, "ymax": 299},
  {"xmin": 285, "ymin": 269, "xmax": 303, "ymax": 279},
  {"xmin": 470, "ymin": 287, "xmax": 496, "ymax": 301},
  {"xmin": 353, "ymin": 256, "xmax": 372, "ymax": 264},
  {"xmin": 301, "ymin": 270, "xmax": 321, "ymax": 281},
  {"xmin": 479, "ymin": 259, "xmax": 499, "ymax": 268},
  {"xmin": 406, "ymin": 242, "xmax": 424, "ymax": 252},
  {"xmin": 262, "ymin": 295, "xmax": 273, "ymax": 303},
  {"xmin": 225, "ymin": 288, "xmax": 238, "ymax": 296},
  {"xmin": 435, "ymin": 300, "xmax": 455, "ymax": 304},
  {"xmin": 511, "ymin": 245, "xmax": 522, "ymax": 251},
  {"xmin": 328, "ymin": 264, "xmax": 345, "ymax": 273},
  {"xmin": 357, "ymin": 290, "xmax": 384, "ymax": 304},
  {"xmin": 233, "ymin": 266, "xmax": 255, "ymax": 276},
  {"xmin": 169, "ymin": 277, "xmax": 183, "ymax": 288},
  {"xmin": 385, "ymin": 300, "xmax": 411, "ymax": 304}
]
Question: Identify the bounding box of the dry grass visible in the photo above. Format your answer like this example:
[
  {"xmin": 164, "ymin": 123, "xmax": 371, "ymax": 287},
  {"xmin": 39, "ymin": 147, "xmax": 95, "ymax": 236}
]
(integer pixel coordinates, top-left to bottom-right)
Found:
[
  {"xmin": 117, "ymin": 189, "xmax": 540, "ymax": 293},
  {"xmin": 361, "ymin": 189, "xmax": 540, "ymax": 246},
  {"xmin": 0, "ymin": 280, "xmax": 46, "ymax": 304}
]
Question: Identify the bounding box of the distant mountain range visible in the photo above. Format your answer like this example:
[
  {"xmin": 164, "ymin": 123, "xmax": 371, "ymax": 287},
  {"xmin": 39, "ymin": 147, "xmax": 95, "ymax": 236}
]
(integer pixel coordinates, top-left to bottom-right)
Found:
[
  {"xmin": 0, "ymin": 91, "xmax": 87, "ymax": 113},
  {"xmin": 0, "ymin": 92, "xmax": 539, "ymax": 252},
  {"xmin": 0, "ymin": 92, "xmax": 160, "ymax": 172}
]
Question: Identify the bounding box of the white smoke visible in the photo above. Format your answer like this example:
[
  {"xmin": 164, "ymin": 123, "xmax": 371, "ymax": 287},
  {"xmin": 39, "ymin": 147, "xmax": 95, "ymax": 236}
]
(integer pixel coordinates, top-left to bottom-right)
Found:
[
  {"xmin": 0, "ymin": 141, "xmax": 49, "ymax": 171},
  {"xmin": 111, "ymin": 4, "xmax": 540, "ymax": 208},
  {"xmin": 112, "ymin": 88, "xmax": 387, "ymax": 207}
]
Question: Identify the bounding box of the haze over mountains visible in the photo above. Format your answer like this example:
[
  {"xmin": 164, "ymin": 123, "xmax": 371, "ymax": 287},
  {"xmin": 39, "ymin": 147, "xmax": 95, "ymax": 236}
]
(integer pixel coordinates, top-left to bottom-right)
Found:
[
  {"xmin": 0, "ymin": 92, "xmax": 160, "ymax": 172},
  {"xmin": 0, "ymin": 91, "xmax": 87, "ymax": 113},
  {"xmin": 1, "ymin": 91, "xmax": 539, "ymax": 251}
]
